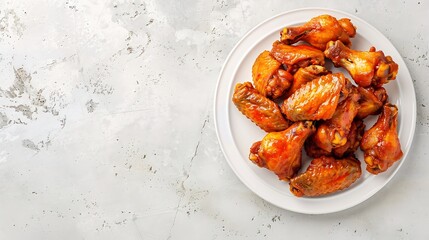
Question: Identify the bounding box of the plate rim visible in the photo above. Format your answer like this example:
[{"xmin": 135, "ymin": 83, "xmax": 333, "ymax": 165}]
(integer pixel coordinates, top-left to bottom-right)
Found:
[{"xmin": 214, "ymin": 7, "xmax": 417, "ymax": 214}]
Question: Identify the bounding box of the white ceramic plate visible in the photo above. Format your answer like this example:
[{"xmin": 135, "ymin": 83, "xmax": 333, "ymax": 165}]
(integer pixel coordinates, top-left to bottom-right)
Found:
[{"xmin": 214, "ymin": 8, "xmax": 416, "ymax": 214}]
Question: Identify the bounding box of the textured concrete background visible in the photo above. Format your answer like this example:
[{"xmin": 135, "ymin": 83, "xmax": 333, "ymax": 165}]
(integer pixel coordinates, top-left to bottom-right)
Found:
[{"xmin": 0, "ymin": 0, "xmax": 428, "ymax": 239}]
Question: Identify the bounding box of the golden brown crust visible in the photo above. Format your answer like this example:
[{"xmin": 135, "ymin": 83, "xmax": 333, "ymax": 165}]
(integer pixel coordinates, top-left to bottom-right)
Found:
[
  {"xmin": 232, "ymin": 82, "xmax": 290, "ymax": 132},
  {"xmin": 271, "ymin": 41, "xmax": 325, "ymax": 73},
  {"xmin": 360, "ymin": 104, "xmax": 403, "ymax": 174},
  {"xmin": 286, "ymin": 65, "xmax": 329, "ymax": 98},
  {"xmin": 356, "ymin": 87, "xmax": 388, "ymax": 119},
  {"xmin": 333, "ymin": 119, "xmax": 365, "ymax": 157},
  {"xmin": 231, "ymin": 14, "xmax": 403, "ymax": 196},
  {"xmin": 281, "ymin": 73, "xmax": 345, "ymax": 121},
  {"xmin": 324, "ymin": 40, "xmax": 398, "ymax": 87},
  {"xmin": 313, "ymin": 92, "xmax": 361, "ymax": 152},
  {"xmin": 280, "ymin": 15, "xmax": 356, "ymax": 50},
  {"xmin": 290, "ymin": 155, "xmax": 362, "ymax": 197},
  {"xmin": 249, "ymin": 121, "xmax": 315, "ymax": 181}
]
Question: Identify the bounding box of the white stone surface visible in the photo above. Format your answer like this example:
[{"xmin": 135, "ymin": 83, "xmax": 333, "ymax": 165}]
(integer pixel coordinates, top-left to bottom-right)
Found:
[{"xmin": 0, "ymin": 0, "xmax": 428, "ymax": 239}]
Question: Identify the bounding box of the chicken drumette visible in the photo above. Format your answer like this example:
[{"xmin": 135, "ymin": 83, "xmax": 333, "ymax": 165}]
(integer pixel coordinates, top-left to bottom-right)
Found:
[
  {"xmin": 249, "ymin": 121, "xmax": 315, "ymax": 181},
  {"xmin": 333, "ymin": 119, "xmax": 365, "ymax": 157},
  {"xmin": 313, "ymin": 92, "xmax": 361, "ymax": 152},
  {"xmin": 305, "ymin": 119, "xmax": 365, "ymax": 158},
  {"xmin": 252, "ymin": 51, "xmax": 293, "ymax": 99},
  {"xmin": 360, "ymin": 104, "xmax": 403, "ymax": 174},
  {"xmin": 271, "ymin": 41, "xmax": 325, "ymax": 73},
  {"xmin": 324, "ymin": 40, "xmax": 398, "ymax": 87},
  {"xmin": 280, "ymin": 14, "xmax": 356, "ymax": 50},
  {"xmin": 281, "ymin": 73, "xmax": 345, "ymax": 121},
  {"xmin": 289, "ymin": 155, "xmax": 362, "ymax": 197},
  {"xmin": 232, "ymin": 82, "xmax": 290, "ymax": 132}
]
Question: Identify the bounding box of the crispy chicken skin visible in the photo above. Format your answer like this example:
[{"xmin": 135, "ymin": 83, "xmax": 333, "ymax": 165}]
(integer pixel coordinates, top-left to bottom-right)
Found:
[
  {"xmin": 360, "ymin": 104, "xmax": 403, "ymax": 174},
  {"xmin": 290, "ymin": 155, "xmax": 362, "ymax": 197},
  {"xmin": 252, "ymin": 51, "xmax": 293, "ymax": 99},
  {"xmin": 286, "ymin": 65, "xmax": 329, "ymax": 97},
  {"xmin": 232, "ymin": 82, "xmax": 290, "ymax": 132},
  {"xmin": 249, "ymin": 121, "xmax": 315, "ymax": 181},
  {"xmin": 280, "ymin": 15, "xmax": 356, "ymax": 50},
  {"xmin": 271, "ymin": 41, "xmax": 325, "ymax": 73},
  {"xmin": 333, "ymin": 119, "xmax": 365, "ymax": 157},
  {"xmin": 324, "ymin": 40, "xmax": 398, "ymax": 87},
  {"xmin": 281, "ymin": 73, "xmax": 345, "ymax": 121},
  {"xmin": 338, "ymin": 18, "xmax": 357, "ymax": 39},
  {"xmin": 305, "ymin": 119, "xmax": 365, "ymax": 158},
  {"xmin": 229, "ymin": 14, "xmax": 405, "ymax": 196},
  {"xmin": 337, "ymin": 77, "xmax": 355, "ymax": 105},
  {"xmin": 313, "ymin": 92, "xmax": 361, "ymax": 152},
  {"xmin": 357, "ymin": 87, "xmax": 388, "ymax": 119},
  {"xmin": 304, "ymin": 136, "xmax": 331, "ymax": 158}
]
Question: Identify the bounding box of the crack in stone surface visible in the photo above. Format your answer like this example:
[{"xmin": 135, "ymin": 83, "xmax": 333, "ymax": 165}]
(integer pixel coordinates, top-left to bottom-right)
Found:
[{"xmin": 166, "ymin": 114, "xmax": 209, "ymax": 239}]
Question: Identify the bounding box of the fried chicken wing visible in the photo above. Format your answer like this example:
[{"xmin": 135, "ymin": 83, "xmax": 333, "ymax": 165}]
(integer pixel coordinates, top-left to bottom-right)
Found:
[
  {"xmin": 357, "ymin": 87, "xmax": 388, "ymax": 119},
  {"xmin": 252, "ymin": 51, "xmax": 293, "ymax": 99},
  {"xmin": 338, "ymin": 18, "xmax": 357, "ymax": 39},
  {"xmin": 304, "ymin": 136, "xmax": 331, "ymax": 158},
  {"xmin": 286, "ymin": 65, "xmax": 329, "ymax": 97},
  {"xmin": 249, "ymin": 121, "xmax": 315, "ymax": 180},
  {"xmin": 324, "ymin": 40, "xmax": 398, "ymax": 87},
  {"xmin": 360, "ymin": 104, "xmax": 403, "ymax": 174},
  {"xmin": 338, "ymin": 78, "xmax": 355, "ymax": 102},
  {"xmin": 305, "ymin": 119, "xmax": 364, "ymax": 158},
  {"xmin": 232, "ymin": 82, "xmax": 290, "ymax": 132},
  {"xmin": 280, "ymin": 15, "xmax": 356, "ymax": 50},
  {"xmin": 281, "ymin": 73, "xmax": 345, "ymax": 121},
  {"xmin": 290, "ymin": 155, "xmax": 361, "ymax": 197},
  {"xmin": 271, "ymin": 41, "xmax": 325, "ymax": 73},
  {"xmin": 333, "ymin": 119, "xmax": 365, "ymax": 157},
  {"xmin": 313, "ymin": 92, "xmax": 361, "ymax": 152}
]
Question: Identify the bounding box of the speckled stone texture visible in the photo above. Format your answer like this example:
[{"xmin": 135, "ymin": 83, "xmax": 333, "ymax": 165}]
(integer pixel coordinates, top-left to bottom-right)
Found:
[{"xmin": 0, "ymin": 0, "xmax": 428, "ymax": 239}]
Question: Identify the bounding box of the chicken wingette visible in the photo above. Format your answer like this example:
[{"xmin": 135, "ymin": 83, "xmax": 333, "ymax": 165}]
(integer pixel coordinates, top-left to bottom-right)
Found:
[
  {"xmin": 232, "ymin": 82, "xmax": 290, "ymax": 132},
  {"xmin": 252, "ymin": 51, "xmax": 293, "ymax": 99},
  {"xmin": 290, "ymin": 155, "xmax": 361, "ymax": 197},
  {"xmin": 281, "ymin": 73, "xmax": 345, "ymax": 121},
  {"xmin": 286, "ymin": 65, "xmax": 329, "ymax": 97}
]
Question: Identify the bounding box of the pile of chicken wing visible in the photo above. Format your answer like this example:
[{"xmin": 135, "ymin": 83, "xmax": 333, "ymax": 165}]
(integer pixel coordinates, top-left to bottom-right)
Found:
[{"xmin": 232, "ymin": 14, "xmax": 403, "ymax": 197}]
